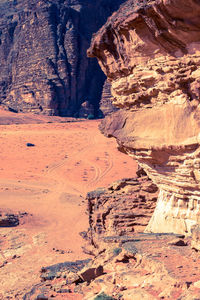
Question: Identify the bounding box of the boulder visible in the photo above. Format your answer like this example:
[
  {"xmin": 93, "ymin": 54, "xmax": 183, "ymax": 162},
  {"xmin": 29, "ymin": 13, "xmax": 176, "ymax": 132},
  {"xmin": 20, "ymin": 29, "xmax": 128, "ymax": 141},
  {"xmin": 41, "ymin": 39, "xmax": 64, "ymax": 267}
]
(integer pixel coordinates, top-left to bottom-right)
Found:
[{"xmin": 78, "ymin": 265, "xmax": 104, "ymax": 283}]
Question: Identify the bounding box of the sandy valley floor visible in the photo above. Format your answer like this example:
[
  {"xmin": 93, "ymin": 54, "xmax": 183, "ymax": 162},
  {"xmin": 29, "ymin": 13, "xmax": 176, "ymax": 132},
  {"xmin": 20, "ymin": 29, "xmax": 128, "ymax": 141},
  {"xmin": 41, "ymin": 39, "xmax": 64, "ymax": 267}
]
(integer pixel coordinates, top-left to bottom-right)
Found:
[{"xmin": 0, "ymin": 109, "xmax": 137, "ymax": 298}]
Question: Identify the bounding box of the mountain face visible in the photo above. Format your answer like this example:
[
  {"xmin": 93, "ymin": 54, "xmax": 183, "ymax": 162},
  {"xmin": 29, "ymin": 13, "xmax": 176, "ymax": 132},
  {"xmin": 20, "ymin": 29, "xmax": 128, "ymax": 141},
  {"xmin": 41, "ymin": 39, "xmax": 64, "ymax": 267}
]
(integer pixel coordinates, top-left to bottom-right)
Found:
[
  {"xmin": 0, "ymin": 0, "xmax": 125, "ymax": 116},
  {"xmin": 88, "ymin": 0, "xmax": 200, "ymax": 234}
]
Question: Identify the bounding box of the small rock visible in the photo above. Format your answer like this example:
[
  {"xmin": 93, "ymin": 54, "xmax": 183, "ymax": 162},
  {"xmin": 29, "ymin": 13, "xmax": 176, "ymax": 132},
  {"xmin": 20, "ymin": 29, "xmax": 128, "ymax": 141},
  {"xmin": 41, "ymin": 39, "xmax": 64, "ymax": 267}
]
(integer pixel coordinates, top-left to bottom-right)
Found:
[
  {"xmin": 79, "ymin": 265, "xmax": 104, "ymax": 282},
  {"xmin": 26, "ymin": 143, "xmax": 35, "ymax": 147},
  {"xmin": 168, "ymin": 238, "xmax": 187, "ymax": 246},
  {"xmin": 36, "ymin": 294, "xmax": 48, "ymax": 300}
]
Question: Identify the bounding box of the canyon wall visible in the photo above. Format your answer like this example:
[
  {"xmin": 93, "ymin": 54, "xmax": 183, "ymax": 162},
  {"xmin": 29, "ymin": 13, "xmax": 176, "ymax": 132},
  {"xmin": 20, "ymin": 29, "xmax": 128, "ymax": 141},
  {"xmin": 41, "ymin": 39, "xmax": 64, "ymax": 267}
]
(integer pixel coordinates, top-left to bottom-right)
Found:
[
  {"xmin": 88, "ymin": 0, "xmax": 200, "ymax": 234},
  {"xmin": 0, "ymin": 0, "xmax": 125, "ymax": 116}
]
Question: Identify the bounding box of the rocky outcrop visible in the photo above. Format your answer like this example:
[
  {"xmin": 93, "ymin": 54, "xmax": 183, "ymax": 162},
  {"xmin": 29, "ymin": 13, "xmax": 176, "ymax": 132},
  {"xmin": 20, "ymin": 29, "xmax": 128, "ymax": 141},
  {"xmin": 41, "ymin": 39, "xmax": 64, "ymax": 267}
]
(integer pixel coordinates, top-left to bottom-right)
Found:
[
  {"xmin": 0, "ymin": 0, "xmax": 125, "ymax": 116},
  {"xmin": 99, "ymin": 80, "xmax": 119, "ymax": 116},
  {"xmin": 85, "ymin": 173, "xmax": 158, "ymax": 250},
  {"xmin": 22, "ymin": 232, "xmax": 200, "ymax": 300},
  {"xmin": 88, "ymin": 0, "xmax": 200, "ymax": 234}
]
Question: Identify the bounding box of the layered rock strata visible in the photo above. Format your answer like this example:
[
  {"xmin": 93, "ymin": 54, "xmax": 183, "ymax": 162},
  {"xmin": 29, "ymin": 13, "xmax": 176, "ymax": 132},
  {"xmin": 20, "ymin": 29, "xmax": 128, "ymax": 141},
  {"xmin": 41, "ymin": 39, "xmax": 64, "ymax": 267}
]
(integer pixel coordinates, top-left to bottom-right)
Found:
[
  {"xmin": 99, "ymin": 80, "xmax": 119, "ymax": 116},
  {"xmin": 0, "ymin": 0, "xmax": 125, "ymax": 115},
  {"xmin": 86, "ymin": 173, "xmax": 158, "ymax": 249},
  {"xmin": 88, "ymin": 0, "xmax": 200, "ymax": 234}
]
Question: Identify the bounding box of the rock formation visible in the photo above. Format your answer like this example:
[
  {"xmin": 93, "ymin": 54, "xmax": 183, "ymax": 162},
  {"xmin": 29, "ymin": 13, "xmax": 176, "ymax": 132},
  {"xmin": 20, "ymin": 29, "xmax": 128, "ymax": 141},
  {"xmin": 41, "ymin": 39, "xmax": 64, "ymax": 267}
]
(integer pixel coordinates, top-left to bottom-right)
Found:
[
  {"xmin": 0, "ymin": 0, "xmax": 125, "ymax": 116},
  {"xmin": 99, "ymin": 80, "xmax": 119, "ymax": 116},
  {"xmin": 85, "ymin": 173, "xmax": 158, "ymax": 250},
  {"xmin": 88, "ymin": 0, "xmax": 200, "ymax": 234},
  {"xmin": 22, "ymin": 232, "xmax": 200, "ymax": 299},
  {"xmin": 10, "ymin": 2, "xmax": 200, "ymax": 298}
]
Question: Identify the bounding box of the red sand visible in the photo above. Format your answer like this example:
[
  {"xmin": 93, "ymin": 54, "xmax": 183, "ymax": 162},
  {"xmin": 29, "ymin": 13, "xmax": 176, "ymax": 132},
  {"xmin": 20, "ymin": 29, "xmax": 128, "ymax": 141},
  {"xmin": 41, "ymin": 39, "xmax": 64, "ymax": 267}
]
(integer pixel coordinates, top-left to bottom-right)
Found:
[{"xmin": 0, "ymin": 109, "xmax": 137, "ymax": 298}]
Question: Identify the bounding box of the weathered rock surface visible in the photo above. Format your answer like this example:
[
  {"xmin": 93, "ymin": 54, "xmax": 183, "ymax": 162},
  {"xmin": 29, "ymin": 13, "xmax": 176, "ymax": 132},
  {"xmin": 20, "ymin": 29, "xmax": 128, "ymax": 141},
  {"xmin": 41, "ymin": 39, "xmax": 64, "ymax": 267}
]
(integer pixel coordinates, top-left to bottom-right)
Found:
[
  {"xmin": 85, "ymin": 172, "xmax": 158, "ymax": 250},
  {"xmin": 99, "ymin": 80, "xmax": 119, "ymax": 116},
  {"xmin": 40, "ymin": 259, "xmax": 91, "ymax": 282},
  {"xmin": 0, "ymin": 0, "xmax": 125, "ymax": 116},
  {"xmin": 88, "ymin": 0, "xmax": 200, "ymax": 234},
  {"xmin": 22, "ymin": 233, "xmax": 200, "ymax": 300}
]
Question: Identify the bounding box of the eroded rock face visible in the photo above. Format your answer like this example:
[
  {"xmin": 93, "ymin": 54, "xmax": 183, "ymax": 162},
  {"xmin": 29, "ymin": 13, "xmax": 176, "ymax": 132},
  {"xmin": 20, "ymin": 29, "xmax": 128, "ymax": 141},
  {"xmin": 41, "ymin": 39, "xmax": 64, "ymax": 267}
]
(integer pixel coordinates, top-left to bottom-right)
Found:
[
  {"xmin": 99, "ymin": 80, "xmax": 119, "ymax": 116},
  {"xmin": 0, "ymin": 0, "xmax": 125, "ymax": 116},
  {"xmin": 88, "ymin": 0, "xmax": 200, "ymax": 234},
  {"xmin": 86, "ymin": 174, "xmax": 158, "ymax": 250}
]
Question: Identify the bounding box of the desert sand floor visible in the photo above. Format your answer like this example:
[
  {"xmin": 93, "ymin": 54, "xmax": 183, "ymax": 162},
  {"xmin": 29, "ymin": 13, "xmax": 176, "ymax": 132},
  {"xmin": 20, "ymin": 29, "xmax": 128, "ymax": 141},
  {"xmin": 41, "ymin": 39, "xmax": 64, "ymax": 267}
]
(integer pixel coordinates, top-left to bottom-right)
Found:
[{"xmin": 0, "ymin": 112, "xmax": 137, "ymax": 298}]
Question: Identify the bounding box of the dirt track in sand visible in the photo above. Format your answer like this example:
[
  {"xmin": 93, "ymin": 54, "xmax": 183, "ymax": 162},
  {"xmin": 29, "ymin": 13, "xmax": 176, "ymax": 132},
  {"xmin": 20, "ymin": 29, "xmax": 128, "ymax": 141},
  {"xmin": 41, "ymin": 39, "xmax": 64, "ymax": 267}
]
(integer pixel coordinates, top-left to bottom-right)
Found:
[{"xmin": 0, "ymin": 110, "xmax": 137, "ymax": 298}]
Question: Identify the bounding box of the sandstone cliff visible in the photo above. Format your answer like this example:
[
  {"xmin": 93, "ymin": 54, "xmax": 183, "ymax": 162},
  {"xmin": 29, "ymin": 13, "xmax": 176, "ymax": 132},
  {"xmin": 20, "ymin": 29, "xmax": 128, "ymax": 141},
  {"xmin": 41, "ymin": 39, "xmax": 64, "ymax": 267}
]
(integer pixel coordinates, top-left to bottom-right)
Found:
[
  {"xmin": 88, "ymin": 0, "xmax": 200, "ymax": 234},
  {"xmin": 0, "ymin": 0, "xmax": 125, "ymax": 116}
]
